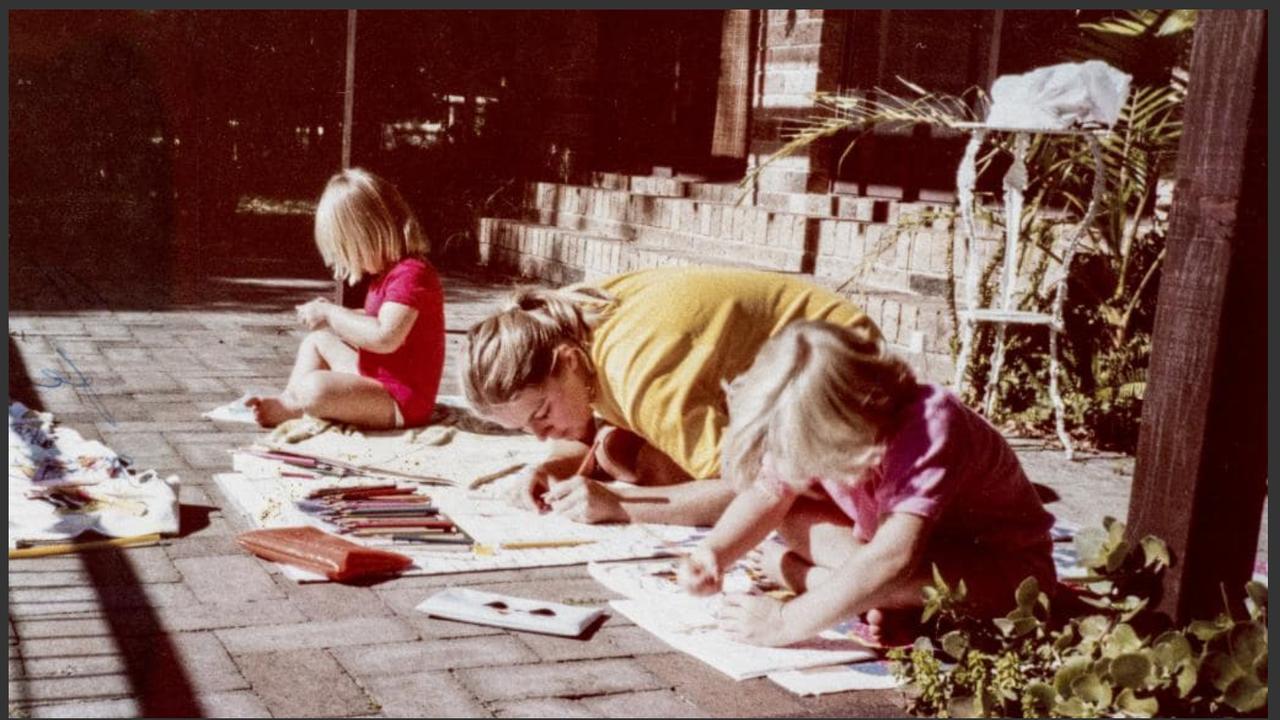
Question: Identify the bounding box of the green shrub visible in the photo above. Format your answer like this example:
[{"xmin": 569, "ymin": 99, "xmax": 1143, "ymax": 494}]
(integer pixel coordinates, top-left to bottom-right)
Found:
[{"xmin": 889, "ymin": 518, "xmax": 1267, "ymax": 717}]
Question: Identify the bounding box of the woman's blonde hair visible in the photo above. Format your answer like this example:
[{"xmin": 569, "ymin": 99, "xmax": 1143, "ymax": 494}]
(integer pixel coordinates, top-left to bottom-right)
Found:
[
  {"xmin": 461, "ymin": 284, "xmax": 614, "ymax": 412},
  {"xmin": 314, "ymin": 168, "xmax": 429, "ymax": 284},
  {"xmin": 721, "ymin": 320, "xmax": 919, "ymax": 493}
]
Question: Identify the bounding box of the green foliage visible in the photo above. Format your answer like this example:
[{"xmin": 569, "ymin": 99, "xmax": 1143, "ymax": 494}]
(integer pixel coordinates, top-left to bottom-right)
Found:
[{"xmin": 888, "ymin": 518, "xmax": 1268, "ymax": 717}]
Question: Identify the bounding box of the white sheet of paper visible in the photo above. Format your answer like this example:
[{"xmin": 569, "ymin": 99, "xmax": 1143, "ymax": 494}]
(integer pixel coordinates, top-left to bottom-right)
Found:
[
  {"xmin": 202, "ymin": 395, "xmax": 259, "ymax": 425},
  {"xmin": 767, "ymin": 661, "xmax": 902, "ymax": 695},
  {"xmin": 610, "ymin": 598, "xmax": 876, "ymax": 681},
  {"xmin": 416, "ymin": 587, "xmax": 605, "ymax": 637},
  {"xmin": 590, "ymin": 560, "xmax": 876, "ymax": 680}
]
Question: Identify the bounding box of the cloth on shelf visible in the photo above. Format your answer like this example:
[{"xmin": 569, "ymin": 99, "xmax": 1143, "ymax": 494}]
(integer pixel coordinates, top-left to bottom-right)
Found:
[{"xmin": 985, "ymin": 60, "xmax": 1132, "ymax": 131}]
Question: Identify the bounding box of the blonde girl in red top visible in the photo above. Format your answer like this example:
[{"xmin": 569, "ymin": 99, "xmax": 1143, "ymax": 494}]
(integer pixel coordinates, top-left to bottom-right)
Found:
[{"xmin": 249, "ymin": 168, "xmax": 445, "ymax": 430}]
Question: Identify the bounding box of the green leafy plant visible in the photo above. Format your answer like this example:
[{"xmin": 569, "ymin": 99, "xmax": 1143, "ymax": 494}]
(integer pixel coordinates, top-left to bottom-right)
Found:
[{"xmin": 888, "ymin": 517, "xmax": 1267, "ymax": 717}]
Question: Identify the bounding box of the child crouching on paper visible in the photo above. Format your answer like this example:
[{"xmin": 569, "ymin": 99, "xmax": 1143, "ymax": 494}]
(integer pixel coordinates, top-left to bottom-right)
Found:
[{"xmin": 676, "ymin": 320, "xmax": 1056, "ymax": 647}]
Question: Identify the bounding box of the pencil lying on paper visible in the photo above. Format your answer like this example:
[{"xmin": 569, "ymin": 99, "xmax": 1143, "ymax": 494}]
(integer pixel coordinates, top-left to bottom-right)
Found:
[
  {"xmin": 500, "ymin": 539, "xmax": 597, "ymax": 550},
  {"xmin": 9, "ymin": 533, "xmax": 163, "ymax": 559}
]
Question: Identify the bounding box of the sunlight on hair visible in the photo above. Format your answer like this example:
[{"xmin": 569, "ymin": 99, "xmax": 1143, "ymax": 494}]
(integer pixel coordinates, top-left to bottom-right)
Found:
[{"xmin": 722, "ymin": 320, "xmax": 918, "ymax": 493}]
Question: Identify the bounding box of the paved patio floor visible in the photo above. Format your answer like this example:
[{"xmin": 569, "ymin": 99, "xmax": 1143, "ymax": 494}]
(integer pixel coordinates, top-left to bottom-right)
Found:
[{"xmin": 6, "ymin": 220, "xmax": 1262, "ymax": 717}]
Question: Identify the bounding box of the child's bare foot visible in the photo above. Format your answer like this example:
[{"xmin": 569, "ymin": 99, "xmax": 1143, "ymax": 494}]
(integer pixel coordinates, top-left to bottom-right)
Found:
[
  {"xmin": 246, "ymin": 396, "xmax": 303, "ymax": 428},
  {"xmin": 857, "ymin": 607, "xmax": 922, "ymax": 649}
]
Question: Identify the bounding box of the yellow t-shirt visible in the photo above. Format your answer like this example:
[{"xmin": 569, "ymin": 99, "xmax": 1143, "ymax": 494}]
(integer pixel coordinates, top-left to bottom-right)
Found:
[{"xmin": 588, "ymin": 267, "xmax": 881, "ymax": 479}]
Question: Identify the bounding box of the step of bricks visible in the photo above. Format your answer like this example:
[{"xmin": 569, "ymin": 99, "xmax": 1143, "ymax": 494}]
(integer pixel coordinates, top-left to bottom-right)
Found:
[
  {"xmin": 477, "ymin": 218, "xmax": 771, "ymax": 287},
  {"xmin": 514, "ymin": 181, "xmax": 980, "ymax": 294}
]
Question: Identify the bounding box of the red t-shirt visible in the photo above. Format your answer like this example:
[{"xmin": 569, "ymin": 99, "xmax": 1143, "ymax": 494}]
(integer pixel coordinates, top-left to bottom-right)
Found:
[{"xmin": 356, "ymin": 258, "xmax": 445, "ymax": 426}]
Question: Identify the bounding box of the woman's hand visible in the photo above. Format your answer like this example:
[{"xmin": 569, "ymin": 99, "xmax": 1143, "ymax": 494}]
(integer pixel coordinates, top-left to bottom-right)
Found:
[
  {"xmin": 296, "ymin": 297, "xmax": 333, "ymax": 330},
  {"xmin": 677, "ymin": 545, "xmax": 722, "ymax": 596},
  {"xmin": 501, "ymin": 464, "xmax": 554, "ymax": 513},
  {"xmin": 717, "ymin": 593, "xmax": 794, "ymax": 647},
  {"xmin": 542, "ymin": 476, "xmax": 627, "ymax": 524}
]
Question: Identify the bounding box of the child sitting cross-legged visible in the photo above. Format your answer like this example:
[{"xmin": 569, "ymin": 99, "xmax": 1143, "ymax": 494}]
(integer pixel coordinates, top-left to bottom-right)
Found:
[
  {"xmin": 677, "ymin": 320, "xmax": 1057, "ymax": 647},
  {"xmin": 248, "ymin": 168, "xmax": 445, "ymax": 430}
]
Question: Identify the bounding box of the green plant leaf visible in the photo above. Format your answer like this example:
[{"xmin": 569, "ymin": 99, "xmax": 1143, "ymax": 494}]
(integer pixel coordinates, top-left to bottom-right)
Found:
[
  {"xmin": 1075, "ymin": 527, "xmax": 1109, "ymax": 567},
  {"xmin": 1138, "ymin": 535, "xmax": 1169, "ymax": 569},
  {"xmin": 1015, "ymin": 576, "xmax": 1040, "ymax": 610},
  {"xmin": 1111, "ymin": 652, "xmax": 1153, "ymax": 689},
  {"xmin": 1115, "ymin": 688, "xmax": 1159, "ymax": 717},
  {"xmin": 1103, "ymin": 515, "xmax": 1124, "ymax": 543},
  {"xmin": 1175, "ymin": 661, "xmax": 1198, "ymax": 698},
  {"xmin": 940, "ymin": 630, "xmax": 968, "ymax": 660},
  {"xmin": 1229, "ymin": 621, "xmax": 1266, "ymax": 667},
  {"xmin": 1105, "ymin": 623, "xmax": 1144, "ymax": 657},
  {"xmin": 1023, "ymin": 681, "xmax": 1057, "ymax": 716},
  {"xmin": 1151, "ymin": 631, "xmax": 1192, "ymax": 670},
  {"xmin": 1071, "ymin": 672, "xmax": 1113, "ymax": 707},
  {"xmin": 1223, "ymin": 675, "xmax": 1268, "ymax": 713},
  {"xmin": 1079, "ymin": 615, "xmax": 1110, "ymax": 641},
  {"xmin": 931, "ymin": 563, "xmax": 951, "ymax": 595},
  {"xmin": 1055, "ymin": 696, "xmax": 1091, "ymax": 717},
  {"xmin": 1254, "ymin": 652, "xmax": 1267, "ymax": 683},
  {"xmin": 1245, "ymin": 580, "xmax": 1267, "ymax": 614},
  {"xmin": 1054, "ymin": 625, "xmax": 1077, "ymax": 652},
  {"xmin": 1188, "ymin": 617, "xmax": 1229, "ymax": 642},
  {"xmin": 993, "ymin": 617, "xmax": 1015, "ymax": 637},
  {"xmin": 1105, "ymin": 539, "xmax": 1131, "ymax": 572},
  {"xmin": 1201, "ymin": 651, "xmax": 1245, "ymax": 691},
  {"xmin": 1055, "ymin": 656, "xmax": 1093, "ymax": 697}
]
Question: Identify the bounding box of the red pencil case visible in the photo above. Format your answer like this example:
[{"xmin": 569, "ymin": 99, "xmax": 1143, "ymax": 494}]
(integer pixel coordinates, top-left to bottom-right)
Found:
[{"xmin": 237, "ymin": 526, "xmax": 412, "ymax": 581}]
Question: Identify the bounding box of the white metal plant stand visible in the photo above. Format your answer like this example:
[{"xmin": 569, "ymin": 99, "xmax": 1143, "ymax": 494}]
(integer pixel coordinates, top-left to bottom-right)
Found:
[{"xmin": 950, "ymin": 124, "xmax": 1108, "ymax": 460}]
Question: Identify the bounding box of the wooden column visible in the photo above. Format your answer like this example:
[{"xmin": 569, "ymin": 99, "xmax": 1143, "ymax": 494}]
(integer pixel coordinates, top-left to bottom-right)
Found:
[
  {"xmin": 338, "ymin": 8, "xmax": 359, "ymax": 307},
  {"xmin": 1124, "ymin": 9, "xmax": 1267, "ymax": 624}
]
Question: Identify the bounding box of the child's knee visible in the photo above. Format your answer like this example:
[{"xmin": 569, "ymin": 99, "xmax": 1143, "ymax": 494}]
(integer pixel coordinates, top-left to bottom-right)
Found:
[{"xmin": 288, "ymin": 372, "xmax": 331, "ymax": 411}]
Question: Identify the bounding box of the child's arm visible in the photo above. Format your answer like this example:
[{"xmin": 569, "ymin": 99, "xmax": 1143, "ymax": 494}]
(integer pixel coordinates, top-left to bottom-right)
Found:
[
  {"xmin": 725, "ymin": 512, "xmax": 931, "ymax": 646},
  {"xmin": 677, "ymin": 483, "xmax": 796, "ymax": 595},
  {"xmin": 302, "ymin": 298, "xmax": 419, "ymax": 354}
]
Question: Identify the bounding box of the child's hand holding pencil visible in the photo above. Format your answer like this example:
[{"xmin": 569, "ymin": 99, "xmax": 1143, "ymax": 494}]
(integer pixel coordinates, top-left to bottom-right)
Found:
[{"xmin": 677, "ymin": 544, "xmax": 723, "ymax": 596}]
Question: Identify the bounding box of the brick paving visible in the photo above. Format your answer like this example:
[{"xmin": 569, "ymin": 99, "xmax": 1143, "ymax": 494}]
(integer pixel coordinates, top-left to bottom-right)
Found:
[{"xmin": 7, "ymin": 236, "xmax": 1261, "ymax": 718}]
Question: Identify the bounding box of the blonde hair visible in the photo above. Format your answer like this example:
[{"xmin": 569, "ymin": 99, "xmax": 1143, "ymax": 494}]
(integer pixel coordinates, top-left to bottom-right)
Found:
[
  {"xmin": 721, "ymin": 320, "xmax": 919, "ymax": 493},
  {"xmin": 314, "ymin": 168, "xmax": 429, "ymax": 285},
  {"xmin": 461, "ymin": 284, "xmax": 614, "ymax": 411}
]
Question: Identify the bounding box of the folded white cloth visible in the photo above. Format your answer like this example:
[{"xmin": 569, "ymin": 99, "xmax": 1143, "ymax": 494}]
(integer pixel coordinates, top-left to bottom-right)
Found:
[{"xmin": 985, "ymin": 60, "xmax": 1132, "ymax": 131}]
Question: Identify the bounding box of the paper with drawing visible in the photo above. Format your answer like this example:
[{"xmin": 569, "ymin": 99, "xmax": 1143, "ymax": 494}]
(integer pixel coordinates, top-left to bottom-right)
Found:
[{"xmin": 588, "ymin": 559, "xmax": 877, "ymax": 680}]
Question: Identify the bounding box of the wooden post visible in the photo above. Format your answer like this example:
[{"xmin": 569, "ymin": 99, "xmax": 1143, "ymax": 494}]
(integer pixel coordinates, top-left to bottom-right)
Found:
[
  {"xmin": 1124, "ymin": 9, "xmax": 1267, "ymax": 625},
  {"xmin": 338, "ymin": 9, "xmax": 358, "ymax": 307},
  {"xmin": 341, "ymin": 8, "xmax": 357, "ymax": 171}
]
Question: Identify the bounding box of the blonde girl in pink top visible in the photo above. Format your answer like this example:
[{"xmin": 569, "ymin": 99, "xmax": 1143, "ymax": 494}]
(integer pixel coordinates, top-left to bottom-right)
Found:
[
  {"xmin": 678, "ymin": 320, "xmax": 1055, "ymax": 647},
  {"xmin": 248, "ymin": 169, "xmax": 445, "ymax": 430}
]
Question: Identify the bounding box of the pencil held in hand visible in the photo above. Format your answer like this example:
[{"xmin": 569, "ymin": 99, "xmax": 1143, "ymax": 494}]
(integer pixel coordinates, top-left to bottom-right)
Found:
[{"xmin": 677, "ymin": 545, "xmax": 723, "ymax": 596}]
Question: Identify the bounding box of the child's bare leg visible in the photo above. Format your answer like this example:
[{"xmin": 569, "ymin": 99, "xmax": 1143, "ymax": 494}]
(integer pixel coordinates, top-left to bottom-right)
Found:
[
  {"xmin": 250, "ymin": 331, "xmax": 357, "ymax": 427},
  {"xmin": 761, "ymin": 496, "xmax": 860, "ymax": 592},
  {"xmin": 284, "ymin": 370, "xmax": 399, "ymax": 429},
  {"xmin": 762, "ymin": 497, "xmax": 928, "ymax": 646}
]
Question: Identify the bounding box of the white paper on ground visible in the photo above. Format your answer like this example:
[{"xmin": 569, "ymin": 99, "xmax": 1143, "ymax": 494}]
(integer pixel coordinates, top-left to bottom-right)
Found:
[
  {"xmin": 202, "ymin": 395, "xmax": 259, "ymax": 425},
  {"xmin": 610, "ymin": 598, "xmax": 876, "ymax": 681},
  {"xmin": 768, "ymin": 661, "xmax": 903, "ymax": 695},
  {"xmin": 416, "ymin": 586, "xmax": 605, "ymax": 637},
  {"xmin": 591, "ymin": 560, "xmax": 876, "ymax": 680},
  {"xmin": 214, "ymin": 472, "xmax": 703, "ymax": 583}
]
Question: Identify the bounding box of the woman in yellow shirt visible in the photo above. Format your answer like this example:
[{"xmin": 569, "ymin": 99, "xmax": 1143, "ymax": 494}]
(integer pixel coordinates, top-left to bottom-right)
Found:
[{"xmin": 461, "ymin": 266, "xmax": 881, "ymax": 526}]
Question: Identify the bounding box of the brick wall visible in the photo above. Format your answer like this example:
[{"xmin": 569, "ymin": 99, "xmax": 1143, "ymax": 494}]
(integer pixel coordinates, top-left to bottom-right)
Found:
[{"xmin": 749, "ymin": 10, "xmax": 846, "ymax": 199}]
